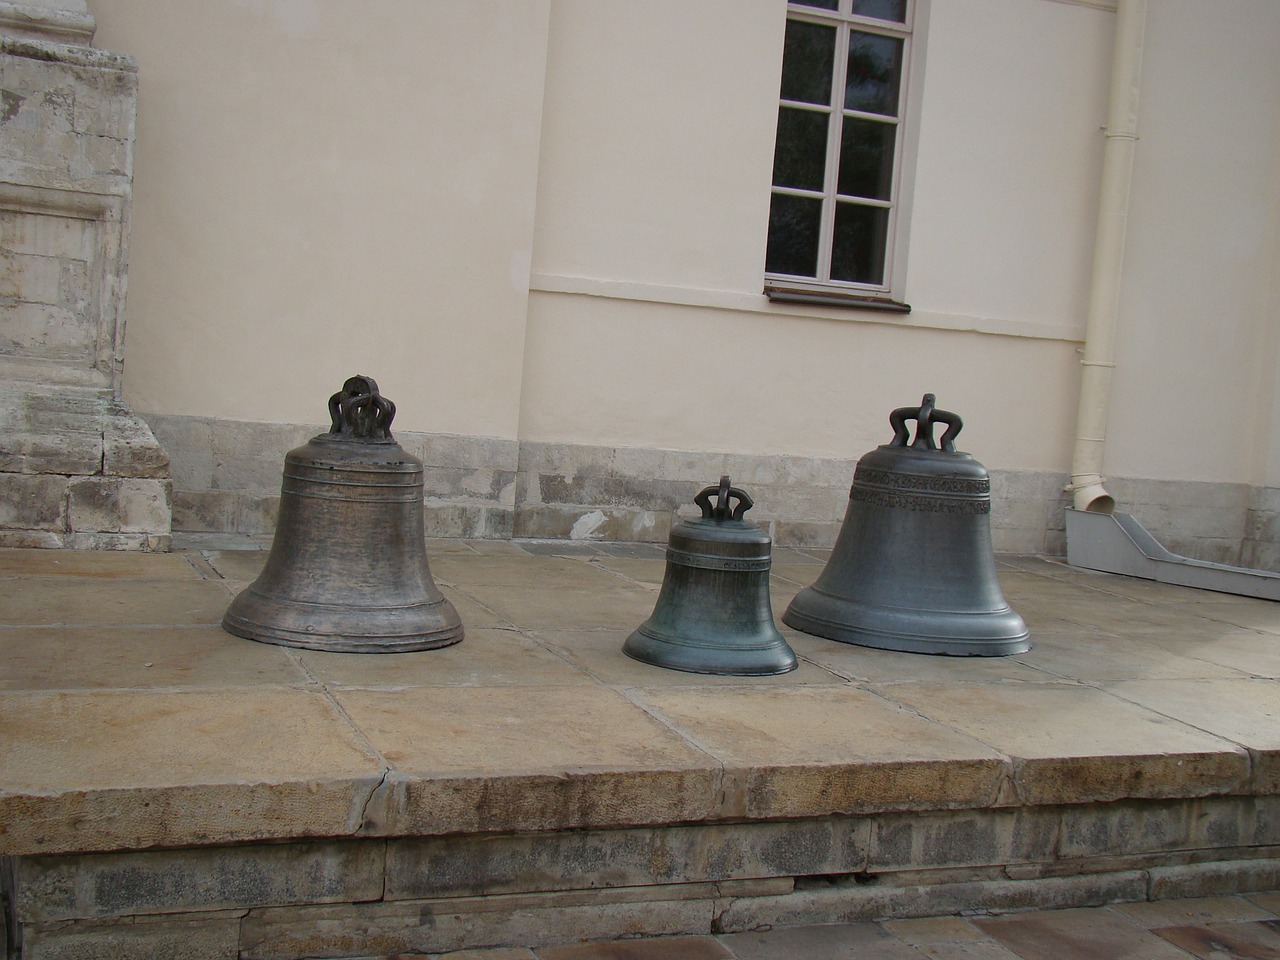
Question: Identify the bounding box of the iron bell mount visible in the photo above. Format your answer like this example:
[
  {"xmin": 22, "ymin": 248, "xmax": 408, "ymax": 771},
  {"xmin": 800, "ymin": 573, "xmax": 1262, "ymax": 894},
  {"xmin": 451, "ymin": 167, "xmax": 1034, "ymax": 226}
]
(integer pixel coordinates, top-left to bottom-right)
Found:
[
  {"xmin": 222, "ymin": 376, "xmax": 463, "ymax": 653},
  {"xmin": 783, "ymin": 394, "xmax": 1030, "ymax": 657},
  {"xmin": 624, "ymin": 476, "xmax": 797, "ymax": 676}
]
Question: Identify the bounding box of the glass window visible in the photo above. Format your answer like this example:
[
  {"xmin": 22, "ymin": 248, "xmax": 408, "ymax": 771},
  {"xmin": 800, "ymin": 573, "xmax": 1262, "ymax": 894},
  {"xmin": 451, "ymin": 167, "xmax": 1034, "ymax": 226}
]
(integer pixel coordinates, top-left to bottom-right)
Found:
[{"xmin": 766, "ymin": 1, "xmax": 914, "ymax": 297}]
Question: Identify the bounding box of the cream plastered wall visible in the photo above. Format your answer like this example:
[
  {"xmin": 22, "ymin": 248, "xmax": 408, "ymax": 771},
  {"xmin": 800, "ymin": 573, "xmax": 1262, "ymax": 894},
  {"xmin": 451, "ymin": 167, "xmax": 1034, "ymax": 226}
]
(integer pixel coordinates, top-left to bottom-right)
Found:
[
  {"xmin": 521, "ymin": 0, "xmax": 1108, "ymax": 470},
  {"xmin": 1106, "ymin": 0, "xmax": 1280, "ymax": 487},
  {"xmin": 90, "ymin": 0, "xmax": 550, "ymax": 438}
]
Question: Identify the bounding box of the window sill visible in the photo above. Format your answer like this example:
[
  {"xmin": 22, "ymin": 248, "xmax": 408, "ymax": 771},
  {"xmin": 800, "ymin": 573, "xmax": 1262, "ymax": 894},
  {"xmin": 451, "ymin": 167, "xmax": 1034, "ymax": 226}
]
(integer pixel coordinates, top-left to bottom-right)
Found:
[{"xmin": 764, "ymin": 284, "xmax": 911, "ymax": 314}]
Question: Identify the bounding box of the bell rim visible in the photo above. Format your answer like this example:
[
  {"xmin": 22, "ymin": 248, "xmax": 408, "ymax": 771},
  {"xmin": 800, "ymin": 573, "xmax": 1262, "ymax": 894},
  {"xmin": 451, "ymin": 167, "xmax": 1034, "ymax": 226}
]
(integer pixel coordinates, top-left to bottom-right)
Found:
[
  {"xmin": 622, "ymin": 635, "xmax": 798, "ymax": 676},
  {"xmin": 622, "ymin": 624, "xmax": 798, "ymax": 676},
  {"xmin": 782, "ymin": 589, "xmax": 1030, "ymax": 657},
  {"xmin": 222, "ymin": 613, "xmax": 464, "ymax": 653}
]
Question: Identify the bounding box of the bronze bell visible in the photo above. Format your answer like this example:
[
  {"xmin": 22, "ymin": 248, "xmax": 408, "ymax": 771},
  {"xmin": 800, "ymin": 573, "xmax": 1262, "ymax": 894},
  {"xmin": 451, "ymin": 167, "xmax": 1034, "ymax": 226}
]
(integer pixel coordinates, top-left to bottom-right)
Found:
[
  {"xmin": 223, "ymin": 376, "xmax": 463, "ymax": 653},
  {"xmin": 783, "ymin": 395, "xmax": 1029, "ymax": 656},
  {"xmin": 624, "ymin": 477, "xmax": 797, "ymax": 676}
]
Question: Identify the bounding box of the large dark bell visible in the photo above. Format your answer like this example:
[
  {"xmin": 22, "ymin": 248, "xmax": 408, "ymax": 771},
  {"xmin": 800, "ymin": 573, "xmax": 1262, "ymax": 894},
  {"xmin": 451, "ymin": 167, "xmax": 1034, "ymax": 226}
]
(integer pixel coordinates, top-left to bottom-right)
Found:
[
  {"xmin": 784, "ymin": 395, "xmax": 1029, "ymax": 657},
  {"xmin": 223, "ymin": 376, "xmax": 462, "ymax": 653},
  {"xmin": 624, "ymin": 477, "xmax": 796, "ymax": 676}
]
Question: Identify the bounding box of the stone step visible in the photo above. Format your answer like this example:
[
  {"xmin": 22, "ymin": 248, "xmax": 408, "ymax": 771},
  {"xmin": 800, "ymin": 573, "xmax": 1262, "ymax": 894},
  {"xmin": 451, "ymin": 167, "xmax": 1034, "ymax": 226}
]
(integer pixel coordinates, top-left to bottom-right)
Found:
[{"xmin": 2, "ymin": 543, "xmax": 1279, "ymax": 957}]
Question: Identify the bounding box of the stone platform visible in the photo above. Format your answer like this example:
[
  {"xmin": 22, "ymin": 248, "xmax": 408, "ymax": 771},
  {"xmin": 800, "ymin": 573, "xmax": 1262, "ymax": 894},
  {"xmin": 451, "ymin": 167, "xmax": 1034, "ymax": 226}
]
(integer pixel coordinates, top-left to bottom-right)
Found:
[{"xmin": 1, "ymin": 540, "xmax": 1279, "ymax": 958}]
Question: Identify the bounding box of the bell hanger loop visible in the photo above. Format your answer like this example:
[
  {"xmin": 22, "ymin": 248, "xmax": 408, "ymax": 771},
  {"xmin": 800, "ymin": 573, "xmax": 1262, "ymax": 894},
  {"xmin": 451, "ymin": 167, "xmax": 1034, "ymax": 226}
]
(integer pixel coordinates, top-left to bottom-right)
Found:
[
  {"xmin": 694, "ymin": 475, "xmax": 754, "ymax": 521},
  {"xmin": 888, "ymin": 393, "xmax": 964, "ymax": 453},
  {"xmin": 327, "ymin": 375, "xmax": 397, "ymax": 442}
]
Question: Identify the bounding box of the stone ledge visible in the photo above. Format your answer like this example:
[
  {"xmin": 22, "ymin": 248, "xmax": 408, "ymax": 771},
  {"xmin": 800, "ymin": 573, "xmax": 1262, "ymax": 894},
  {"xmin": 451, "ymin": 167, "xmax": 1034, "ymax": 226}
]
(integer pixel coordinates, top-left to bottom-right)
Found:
[
  {"xmin": 10, "ymin": 841, "xmax": 1280, "ymax": 958},
  {"xmin": 3, "ymin": 544, "xmax": 1280, "ymax": 955}
]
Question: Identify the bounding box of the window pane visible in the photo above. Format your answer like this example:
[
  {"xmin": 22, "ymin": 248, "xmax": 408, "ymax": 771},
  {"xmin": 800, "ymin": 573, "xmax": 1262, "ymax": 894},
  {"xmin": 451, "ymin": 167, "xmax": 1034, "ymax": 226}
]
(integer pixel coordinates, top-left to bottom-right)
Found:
[
  {"xmin": 845, "ymin": 31, "xmax": 903, "ymax": 115},
  {"xmin": 791, "ymin": 0, "xmax": 839, "ymax": 8},
  {"xmin": 780, "ymin": 19, "xmax": 836, "ymax": 106},
  {"xmin": 831, "ymin": 202, "xmax": 889, "ymax": 284},
  {"xmin": 767, "ymin": 193, "xmax": 823, "ymax": 278},
  {"xmin": 851, "ymin": 0, "xmax": 907, "ymax": 23},
  {"xmin": 837, "ymin": 116, "xmax": 895, "ymax": 200},
  {"xmin": 773, "ymin": 107, "xmax": 829, "ymax": 192}
]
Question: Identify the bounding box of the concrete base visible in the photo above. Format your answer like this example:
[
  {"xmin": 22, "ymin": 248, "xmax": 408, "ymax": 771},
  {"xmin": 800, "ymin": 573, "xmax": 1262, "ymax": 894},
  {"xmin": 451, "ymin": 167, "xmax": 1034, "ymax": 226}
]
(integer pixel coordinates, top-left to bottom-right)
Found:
[
  {"xmin": 2, "ymin": 544, "xmax": 1279, "ymax": 956},
  {"xmin": 1066, "ymin": 508, "xmax": 1280, "ymax": 601}
]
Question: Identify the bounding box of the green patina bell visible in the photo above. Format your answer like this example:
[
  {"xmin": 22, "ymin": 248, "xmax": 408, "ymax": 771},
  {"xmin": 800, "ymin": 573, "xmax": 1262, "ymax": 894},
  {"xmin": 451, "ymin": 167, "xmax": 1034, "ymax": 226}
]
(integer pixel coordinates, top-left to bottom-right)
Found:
[
  {"xmin": 623, "ymin": 476, "xmax": 796, "ymax": 676},
  {"xmin": 783, "ymin": 394, "xmax": 1028, "ymax": 657}
]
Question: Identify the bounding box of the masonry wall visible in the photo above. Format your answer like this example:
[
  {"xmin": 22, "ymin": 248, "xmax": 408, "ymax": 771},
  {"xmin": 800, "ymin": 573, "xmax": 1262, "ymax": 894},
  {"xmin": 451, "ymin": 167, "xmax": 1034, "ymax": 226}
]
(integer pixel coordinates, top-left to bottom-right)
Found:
[{"xmin": 80, "ymin": 0, "xmax": 1280, "ymax": 563}]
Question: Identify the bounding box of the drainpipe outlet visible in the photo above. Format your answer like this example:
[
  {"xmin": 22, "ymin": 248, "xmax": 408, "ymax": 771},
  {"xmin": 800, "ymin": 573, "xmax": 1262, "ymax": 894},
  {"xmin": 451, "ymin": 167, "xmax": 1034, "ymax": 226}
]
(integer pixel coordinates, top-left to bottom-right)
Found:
[{"xmin": 1071, "ymin": 475, "xmax": 1116, "ymax": 514}]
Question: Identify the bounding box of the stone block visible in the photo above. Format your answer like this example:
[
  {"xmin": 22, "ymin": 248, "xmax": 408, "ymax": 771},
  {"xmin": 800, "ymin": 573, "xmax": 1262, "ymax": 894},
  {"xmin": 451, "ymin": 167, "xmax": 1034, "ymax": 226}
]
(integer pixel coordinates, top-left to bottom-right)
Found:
[
  {"xmin": 209, "ymin": 419, "xmax": 315, "ymax": 462},
  {"xmin": 1148, "ymin": 857, "xmax": 1280, "ymax": 900},
  {"xmin": 22, "ymin": 915, "xmax": 241, "ymax": 960},
  {"xmin": 1250, "ymin": 486, "xmax": 1280, "ymax": 515},
  {"xmin": 16, "ymin": 841, "xmax": 383, "ymax": 921},
  {"xmin": 719, "ymin": 452, "xmax": 787, "ymax": 488},
  {"xmin": 0, "ymin": 686, "xmax": 386, "ymax": 856},
  {"xmin": 772, "ymin": 520, "xmax": 841, "ymax": 548},
  {"xmin": 880, "ymin": 681, "xmax": 1251, "ymax": 806},
  {"xmin": 0, "ymin": 529, "xmax": 65, "ymax": 548},
  {"xmin": 538, "ymin": 474, "xmax": 697, "ymax": 511},
  {"xmin": 482, "ymin": 505, "xmax": 515, "ymax": 539},
  {"xmin": 70, "ymin": 71, "xmax": 137, "ymax": 140},
  {"xmin": 0, "ymin": 435, "xmax": 102, "ymax": 477},
  {"xmin": 660, "ymin": 449, "xmax": 727, "ymax": 483},
  {"xmin": 990, "ymin": 525, "xmax": 1047, "ymax": 555},
  {"xmin": 63, "ymin": 531, "xmax": 170, "ymax": 551},
  {"xmin": 1243, "ymin": 541, "xmax": 1280, "ymax": 575},
  {"xmin": 239, "ymin": 888, "xmax": 713, "ymax": 959},
  {"xmin": 210, "ymin": 453, "xmax": 287, "ymax": 494},
  {"xmin": 422, "ymin": 467, "xmax": 501, "ymax": 501},
  {"xmin": 1058, "ymin": 797, "xmax": 1279, "ymax": 861},
  {"xmin": 386, "ymin": 819, "xmax": 868, "ymax": 901},
  {"xmin": 424, "ymin": 502, "xmax": 488, "ymax": 539},
  {"xmin": 870, "ymin": 808, "xmax": 1058, "ymax": 872},
  {"xmin": 515, "ymin": 504, "xmax": 669, "ymax": 543},
  {"xmin": 401, "ymin": 432, "xmax": 518, "ymax": 472},
  {"xmin": 630, "ymin": 687, "xmax": 1007, "ymax": 820},
  {"xmin": 518, "ymin": 441, "xmax": 613, "ymax": 479},
  {"xmin": 609, "ymin": 444, "xmax": 666, "ymax": 480},
  {"xmin": 66, "ymin": 476, "xmax": 170, "ymax": 535},
  {"xmin": 102, "ymin": 412, "xmax": 169, "ymax": 479},
  {"xmin": 143, "ymin": 414, "xmax": 213, "ymax": 460},
  {"xmin": 172, "ymin": 490, "xmax": 235, "ymax": 533},
  {"xmin": 0, "ymin": 472, "xmax": 66, "ymax": 530},
  {"xmin": 234, "ymin": 495, "xmax": 278, "ymax": 535},
  {"xmin": 713, "ymin": 870, "xmax": 1148, "ymax": 931},
  {"xmin": 79, "ymin": 130, "xmax": 129, "ymax": 178}
]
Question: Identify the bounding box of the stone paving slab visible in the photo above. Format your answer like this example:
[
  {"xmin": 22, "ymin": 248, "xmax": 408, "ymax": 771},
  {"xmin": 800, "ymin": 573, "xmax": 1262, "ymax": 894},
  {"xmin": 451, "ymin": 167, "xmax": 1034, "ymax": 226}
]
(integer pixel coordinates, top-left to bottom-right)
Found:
[
  {"xmin": 0, "ymin": 685, "xmax": 386, "ymax": 855},
  {"xmin": 630, "ymin": 686, "xmax": 1008, "ymax": 818},
  {"xmin": 879, "ymin": 681, "xmax": 1253, "ymax": 805},
  {"xmin": 0, "ymin": 625, "xmax": 308, "ymax": 691}
]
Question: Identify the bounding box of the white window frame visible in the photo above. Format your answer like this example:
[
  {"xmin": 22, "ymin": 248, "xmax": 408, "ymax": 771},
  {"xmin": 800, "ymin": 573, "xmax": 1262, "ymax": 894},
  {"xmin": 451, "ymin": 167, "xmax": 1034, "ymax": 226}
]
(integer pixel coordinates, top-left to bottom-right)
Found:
[{"xmin": 765, "ymin": 0, "xmax": 921, "ymax": 309}]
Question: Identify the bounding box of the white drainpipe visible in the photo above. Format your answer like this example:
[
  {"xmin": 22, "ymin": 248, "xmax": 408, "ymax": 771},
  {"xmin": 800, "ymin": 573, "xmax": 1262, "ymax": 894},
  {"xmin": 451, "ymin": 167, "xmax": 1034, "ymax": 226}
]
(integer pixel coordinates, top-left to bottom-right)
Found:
[{"xmin": 1070, "ymin": 0, "xmax": 1147, "ymax": 514}]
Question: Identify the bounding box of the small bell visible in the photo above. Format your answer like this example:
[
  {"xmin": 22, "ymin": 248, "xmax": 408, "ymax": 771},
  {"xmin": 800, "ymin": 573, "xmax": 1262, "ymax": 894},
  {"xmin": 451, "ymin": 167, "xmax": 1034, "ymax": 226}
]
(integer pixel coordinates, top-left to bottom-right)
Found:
[
  {"xmin": 784, "ymin": 395, "xmax": 1029, "ymax": 656},
  {"xmin": 223, "ymin": 376, "xmax": 463, "ymax": 653},
  {"xmin": 624, "ymin": 477, "xmax": 797, "ymax": 676}
]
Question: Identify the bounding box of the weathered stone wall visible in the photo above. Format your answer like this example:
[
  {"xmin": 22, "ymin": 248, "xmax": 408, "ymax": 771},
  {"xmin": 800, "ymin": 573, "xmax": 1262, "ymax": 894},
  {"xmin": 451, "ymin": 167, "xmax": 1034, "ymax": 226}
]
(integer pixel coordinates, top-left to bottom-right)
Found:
[
  {"xmin": 145, "ymin": 414, "xmax": 517, "ymax": 544},
  {"xmin": 0, "ymin": 19, "xmax": 172, "ymax": 550},
  {"xmin": 145, "ymin": 412, "xmax": 1280, "ymax": 563},
  {"xmin": 6, "ymin": 797, "xmax": 1280, "ymax": 957},
  {"xmin": 145, "ymin": 414, "xmax": 1075, "ymax": 554},
  {"xmin": 1244, "ymin": 487, "xmax": 1280, "ymax": 573}
]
